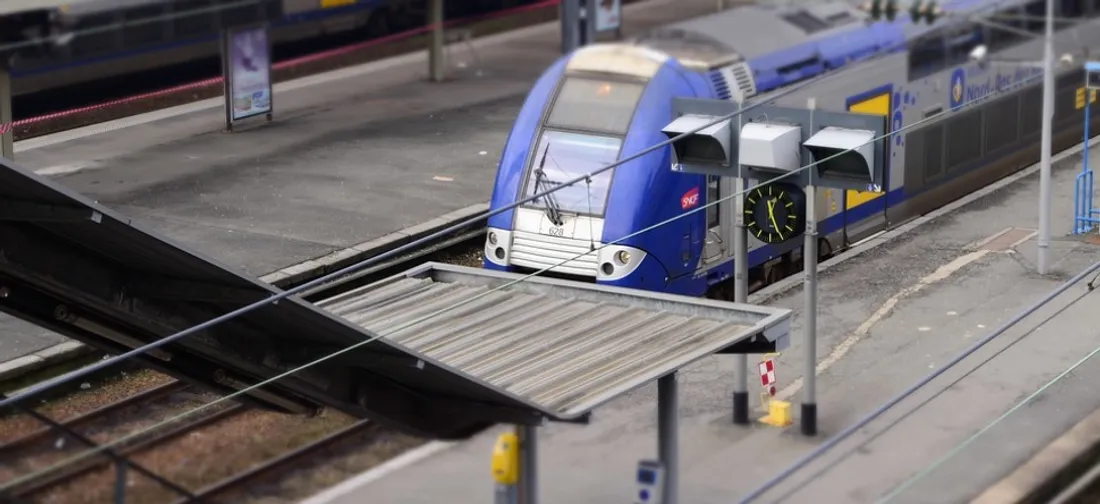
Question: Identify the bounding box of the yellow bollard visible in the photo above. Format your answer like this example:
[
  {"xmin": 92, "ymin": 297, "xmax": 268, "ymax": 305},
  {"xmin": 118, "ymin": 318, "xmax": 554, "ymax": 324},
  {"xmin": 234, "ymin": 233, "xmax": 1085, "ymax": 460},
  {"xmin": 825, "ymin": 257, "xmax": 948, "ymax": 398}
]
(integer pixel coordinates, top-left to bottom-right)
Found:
[
  {"xmin": 759, "ymin": 399, "xmax": 793, "ymax": 427},
  {"xmin": 492, "ymin": 431, "xmax": 519, "ymax": 485}
]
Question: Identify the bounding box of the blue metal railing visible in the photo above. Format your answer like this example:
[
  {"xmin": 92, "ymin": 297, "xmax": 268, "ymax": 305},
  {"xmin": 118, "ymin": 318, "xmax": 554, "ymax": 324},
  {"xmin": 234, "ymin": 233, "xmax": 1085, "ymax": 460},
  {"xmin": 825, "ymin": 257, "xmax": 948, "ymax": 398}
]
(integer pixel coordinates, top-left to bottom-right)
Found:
[{"xmin": 1073, "ymin": 64, "xmax": 1100, "ymax": 235}]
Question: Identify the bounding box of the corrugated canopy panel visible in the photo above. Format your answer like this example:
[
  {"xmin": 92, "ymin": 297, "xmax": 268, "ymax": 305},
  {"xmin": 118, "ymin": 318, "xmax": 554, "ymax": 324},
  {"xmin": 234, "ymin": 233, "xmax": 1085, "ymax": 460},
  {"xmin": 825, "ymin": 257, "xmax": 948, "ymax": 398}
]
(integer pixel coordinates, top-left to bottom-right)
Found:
[
  {"xmin": 0, "ymin": 155, "xmax": 791, "ymax": 439},
  {"xmin": 317, "ymin": 264, "xmax": 792, "ymax": 419}
]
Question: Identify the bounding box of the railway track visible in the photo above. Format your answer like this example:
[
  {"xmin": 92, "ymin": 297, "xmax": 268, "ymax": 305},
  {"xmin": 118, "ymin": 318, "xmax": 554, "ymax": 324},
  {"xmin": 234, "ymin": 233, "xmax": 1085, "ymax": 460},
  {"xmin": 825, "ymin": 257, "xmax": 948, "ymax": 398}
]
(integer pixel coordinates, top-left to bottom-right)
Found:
[{"xmin": 0, "ymin": 237, "xmax": 479, "ymax": 503}]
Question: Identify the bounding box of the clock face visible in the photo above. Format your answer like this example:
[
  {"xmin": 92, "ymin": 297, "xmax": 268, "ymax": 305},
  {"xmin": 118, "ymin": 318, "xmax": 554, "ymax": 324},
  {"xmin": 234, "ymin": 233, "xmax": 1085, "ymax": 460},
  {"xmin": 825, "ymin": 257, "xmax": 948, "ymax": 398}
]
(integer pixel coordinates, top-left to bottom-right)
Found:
[{"xmin": 743, "ymin": 183, "xmax": 805, "ymax": 244}]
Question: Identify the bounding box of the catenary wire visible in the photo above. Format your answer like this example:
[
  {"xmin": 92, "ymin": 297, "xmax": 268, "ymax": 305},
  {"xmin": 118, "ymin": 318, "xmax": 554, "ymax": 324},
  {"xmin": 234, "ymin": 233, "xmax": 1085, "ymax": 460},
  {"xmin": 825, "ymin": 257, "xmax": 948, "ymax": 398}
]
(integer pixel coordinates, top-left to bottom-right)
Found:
[
  {"xmin": 0, "ymin": 0, "xmax": 1051, "ymax": 414},
  {"xmin": 0, "ymin": 11, "xmax": 939, "ymax": 414},
  {"xmin": 736, "ymin": 257, "xmax": 1100, "ymax": 504},
  {"xmin": 1, "ymin": 0, "xmax": 1052, "ymax": 413},
  {"xmin": 880, "ymin": 336, "xmax": 1100, "ymax": 502},
  {"xmin": 766, "ymin": 284, "xmax": 1096, "ymax": 503},
  {"xmin": 0, "ymin": 66, "xmax": 1052, "ymax": 494}
]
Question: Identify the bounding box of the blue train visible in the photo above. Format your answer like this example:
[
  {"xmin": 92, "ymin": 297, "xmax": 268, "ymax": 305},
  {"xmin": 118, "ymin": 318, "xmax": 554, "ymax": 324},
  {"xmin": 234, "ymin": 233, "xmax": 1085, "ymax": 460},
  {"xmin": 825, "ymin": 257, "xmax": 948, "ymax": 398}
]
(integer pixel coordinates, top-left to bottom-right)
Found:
[
  {"xmin": 483, "ymin": 0, "xmax": 1100, "ymax": 296},
  {"xmin": 2, "ymin": 0, "xmax": 539, "ymax": 98}
]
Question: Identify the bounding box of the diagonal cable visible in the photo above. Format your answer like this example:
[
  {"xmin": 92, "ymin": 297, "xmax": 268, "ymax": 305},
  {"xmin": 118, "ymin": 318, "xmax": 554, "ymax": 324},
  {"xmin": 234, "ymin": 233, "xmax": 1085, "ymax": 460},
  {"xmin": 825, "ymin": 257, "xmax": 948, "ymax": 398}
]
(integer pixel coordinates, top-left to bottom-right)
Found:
[{"xmin": 0, "ymin": 66, "xmax": 1053, "ymax": 493}]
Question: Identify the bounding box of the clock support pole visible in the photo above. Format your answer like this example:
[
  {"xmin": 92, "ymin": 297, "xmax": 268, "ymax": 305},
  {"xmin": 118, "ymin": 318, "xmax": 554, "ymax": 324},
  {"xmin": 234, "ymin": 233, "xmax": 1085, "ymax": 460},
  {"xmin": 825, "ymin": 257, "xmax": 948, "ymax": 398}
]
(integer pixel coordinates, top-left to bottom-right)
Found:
[
  {"xmin": 661, "ymin": 95, "xmax": 885, "ymax": 438},
  {"xmin": 732, "ymin": 176, "xmax": 750, "ymax": 425},
  {"xmin": 801, "ymin": 182, "xmax": 819, "ymax": 436}
]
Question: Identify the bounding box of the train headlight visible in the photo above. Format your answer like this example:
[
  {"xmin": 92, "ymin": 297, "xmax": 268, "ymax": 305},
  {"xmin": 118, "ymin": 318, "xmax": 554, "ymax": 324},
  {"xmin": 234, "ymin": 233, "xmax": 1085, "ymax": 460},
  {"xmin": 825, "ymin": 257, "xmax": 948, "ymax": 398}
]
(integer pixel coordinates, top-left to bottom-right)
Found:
[
  {"xmin": 615, "ymin": 250, "xmax": 631, "ymax": 265},
  {"xmin": 488, "ymin": 231, "xmax": 498, "ymax": 245}
]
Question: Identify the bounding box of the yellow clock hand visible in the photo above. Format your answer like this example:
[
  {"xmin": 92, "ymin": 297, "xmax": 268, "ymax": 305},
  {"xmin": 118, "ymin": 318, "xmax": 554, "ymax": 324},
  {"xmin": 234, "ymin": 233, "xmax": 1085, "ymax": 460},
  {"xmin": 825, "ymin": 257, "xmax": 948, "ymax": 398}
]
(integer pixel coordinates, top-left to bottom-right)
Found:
[{"xmin": 767, "ymin": 199, "xmax": 782, "ymax": 239}]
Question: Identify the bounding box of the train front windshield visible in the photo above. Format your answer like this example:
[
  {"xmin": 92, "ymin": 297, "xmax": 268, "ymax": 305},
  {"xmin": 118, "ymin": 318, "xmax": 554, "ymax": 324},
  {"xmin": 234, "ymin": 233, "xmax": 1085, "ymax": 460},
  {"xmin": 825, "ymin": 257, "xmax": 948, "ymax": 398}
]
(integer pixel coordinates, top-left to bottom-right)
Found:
[{"xmin": 521, "ymin": 77, "xmax": 646, "ymax": 217}]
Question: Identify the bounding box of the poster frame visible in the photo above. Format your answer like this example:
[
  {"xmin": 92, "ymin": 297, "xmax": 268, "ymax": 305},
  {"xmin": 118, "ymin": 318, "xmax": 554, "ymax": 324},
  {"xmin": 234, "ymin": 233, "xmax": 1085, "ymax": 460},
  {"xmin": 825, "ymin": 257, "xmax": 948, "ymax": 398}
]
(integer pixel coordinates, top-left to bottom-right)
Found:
[
  {"xmin": 594, "ymin": 0, "xmax": 622, "ymax": 34},
  {"xmin": 221, "ymin": 22, "xmax": 274, "ymax": 131}
]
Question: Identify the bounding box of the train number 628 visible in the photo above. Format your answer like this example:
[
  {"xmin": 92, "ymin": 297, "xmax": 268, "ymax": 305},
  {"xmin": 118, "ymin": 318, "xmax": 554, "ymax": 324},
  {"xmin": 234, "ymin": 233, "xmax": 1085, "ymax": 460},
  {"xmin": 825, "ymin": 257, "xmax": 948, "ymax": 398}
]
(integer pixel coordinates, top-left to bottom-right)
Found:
[{"xmin": 547, "ymin": 226, "xmax": 565, "ymax": 237}]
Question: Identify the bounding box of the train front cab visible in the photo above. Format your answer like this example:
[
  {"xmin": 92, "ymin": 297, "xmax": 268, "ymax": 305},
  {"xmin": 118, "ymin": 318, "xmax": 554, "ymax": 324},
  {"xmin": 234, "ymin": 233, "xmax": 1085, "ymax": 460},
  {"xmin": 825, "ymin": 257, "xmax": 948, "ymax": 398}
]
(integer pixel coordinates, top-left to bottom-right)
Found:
[{"xmin": 483, "ymin": 44, "xmax": 714, "ymax": 293}]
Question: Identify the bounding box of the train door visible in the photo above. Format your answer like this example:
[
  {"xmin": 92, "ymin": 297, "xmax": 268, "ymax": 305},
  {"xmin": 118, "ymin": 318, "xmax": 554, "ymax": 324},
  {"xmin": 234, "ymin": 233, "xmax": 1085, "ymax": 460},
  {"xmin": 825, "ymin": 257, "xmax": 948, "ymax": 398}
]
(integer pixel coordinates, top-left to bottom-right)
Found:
[
  {"xmin": 843, "ymin": 89, "xmax": 891, "ymax": 244},
  {"xmin": 701, "ymin": 174, "xmax": 725, "ymax": 264}
]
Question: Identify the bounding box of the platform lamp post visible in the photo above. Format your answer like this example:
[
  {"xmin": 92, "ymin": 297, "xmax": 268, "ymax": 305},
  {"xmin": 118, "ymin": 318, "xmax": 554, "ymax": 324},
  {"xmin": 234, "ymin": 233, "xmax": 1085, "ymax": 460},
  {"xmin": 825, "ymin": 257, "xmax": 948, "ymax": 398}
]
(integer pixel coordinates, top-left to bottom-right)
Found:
[{"xmin": 1038, "ymin": 0, "xmax": 1055, "ymax": 274}]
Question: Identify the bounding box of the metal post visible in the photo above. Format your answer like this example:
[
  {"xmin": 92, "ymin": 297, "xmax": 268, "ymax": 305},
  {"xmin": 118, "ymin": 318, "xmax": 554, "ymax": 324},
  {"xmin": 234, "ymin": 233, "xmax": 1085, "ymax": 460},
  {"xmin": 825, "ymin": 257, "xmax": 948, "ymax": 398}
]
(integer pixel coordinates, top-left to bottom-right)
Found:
[
  {"xmin": 0, "ymin": 64, "xmax": 13, "ymax": 160},
  {"xmin": 1037, "ymin": 0, "xmax": 1054, "ymax": 274},
  {"xmin": 802, "ymin": 182, "xmax": 818, "ymax": 436},
  {"xmin": 584, "ymin": 0, "xmax": 598, "ymax": 45},
  {"xmin": 732, "ymin": 175, "xmax": 750, "ymax": 425},
  {"xmin": 561, "ymin": 0, "xmax": 579, "ymax": 54},
  {"xmin": 517, "ymin": 425, "xmax": 539, "ymax": 504},
  {"xmin": 429, "ymin": 0, "xmax": 445, "ymax": 82},
  {"xmin": 658, "ymin": 372, "xmax": 679, "ymax": 504},
  {"xmin": 114, "ymin": 460, "xmax": 128, "ymax": 504}
]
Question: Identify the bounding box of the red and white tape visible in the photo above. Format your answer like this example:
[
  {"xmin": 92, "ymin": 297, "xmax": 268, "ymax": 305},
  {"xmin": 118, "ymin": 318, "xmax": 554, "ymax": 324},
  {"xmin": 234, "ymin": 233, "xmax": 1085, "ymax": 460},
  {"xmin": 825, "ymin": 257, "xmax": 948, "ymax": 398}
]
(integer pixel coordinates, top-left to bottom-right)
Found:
[{"xmin": 0, "ymin": 0, "xmax": 560, "ymax": 135}]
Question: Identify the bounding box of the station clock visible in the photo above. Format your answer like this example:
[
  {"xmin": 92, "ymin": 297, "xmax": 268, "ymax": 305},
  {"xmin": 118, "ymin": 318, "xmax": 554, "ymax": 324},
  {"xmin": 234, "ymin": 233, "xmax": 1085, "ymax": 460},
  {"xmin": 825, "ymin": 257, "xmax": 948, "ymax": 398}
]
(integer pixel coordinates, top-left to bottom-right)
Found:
[{"xmin": 743, "ymin": 183, "xmax": 806, "ymax": 244}]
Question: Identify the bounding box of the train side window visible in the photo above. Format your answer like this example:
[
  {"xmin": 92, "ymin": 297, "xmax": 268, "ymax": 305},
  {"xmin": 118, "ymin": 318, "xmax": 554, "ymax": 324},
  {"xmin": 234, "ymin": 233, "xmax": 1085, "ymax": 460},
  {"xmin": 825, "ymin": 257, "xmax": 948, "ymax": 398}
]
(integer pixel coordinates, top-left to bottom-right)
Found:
[
  {"xmin": 944, "ymin": 25, "xmax": 983, "ymax": 68},
  {"xmin": 546, "ymin": 78, "xmax": 646, "ymax": 135},
  {"xmin": 707, "ymin": 176, "xmax": 719, "ymax": 229},
  {"xmin": 1055, "ymin": 84, "xmax": 1079, "ymax": 124},
  {"xmin": 1020, "ymin": 86, "xmax": 1042, "ymax": 137},
  {"xmin": 174, "ymin": 0, "xmax": 216, "ymax": 36},
  {"xmin": 1060, "ymin": 0, "xmax": 1085, "ymax": 17},
  {"xmin": 984, "ymin": 95, "xmax": 1020, "ymax": 154},
  {"xmin": 987, "ymin": 9, "xmax": 1025, "ymax": 52},
  {"xmin": 946, "ymin": 109, "xmax": 983, "ymax": 172},
  {"xmin": 908, "ymin": 36, "xmax": 946, "ymax": 81},
  {"xmin": 123, "ymin": 4, "xmax": 169, "ymax": 47},
  {"xmin": 924, "ymin": 124, "xmax": 945, "ymax": 182},
  {"xmin": 904, "ymin": 129, "xmax": 926, "ymax": 189},
  {"xmin": 1023, "ymin": 0, "xmax": 1046, "ymax": 31}
]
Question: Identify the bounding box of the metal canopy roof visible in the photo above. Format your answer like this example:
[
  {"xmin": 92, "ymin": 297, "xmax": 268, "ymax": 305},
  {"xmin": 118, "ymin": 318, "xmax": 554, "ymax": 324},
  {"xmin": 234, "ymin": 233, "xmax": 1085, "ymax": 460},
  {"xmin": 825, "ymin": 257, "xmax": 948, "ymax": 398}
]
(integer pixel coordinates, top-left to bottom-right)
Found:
[
  {"xmin": 0, "ymin": 157, "xmax": 792, "ymax": 439},
  {"xmin": 317, "ymin": 264, "xmax": 792, "ymax": 419}
]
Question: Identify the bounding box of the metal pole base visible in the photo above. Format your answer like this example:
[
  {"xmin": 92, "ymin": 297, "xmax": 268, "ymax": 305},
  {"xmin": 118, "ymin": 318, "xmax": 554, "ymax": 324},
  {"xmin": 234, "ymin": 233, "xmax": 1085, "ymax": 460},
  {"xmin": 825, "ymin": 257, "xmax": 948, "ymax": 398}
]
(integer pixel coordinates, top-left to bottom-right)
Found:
[
  {"xmin": 733, "ymin": 391, "xmax": 750, "ymax": 425},
  {"xmin": 801, "ymin": 403, "xmax": 817, "ymax": 436}
]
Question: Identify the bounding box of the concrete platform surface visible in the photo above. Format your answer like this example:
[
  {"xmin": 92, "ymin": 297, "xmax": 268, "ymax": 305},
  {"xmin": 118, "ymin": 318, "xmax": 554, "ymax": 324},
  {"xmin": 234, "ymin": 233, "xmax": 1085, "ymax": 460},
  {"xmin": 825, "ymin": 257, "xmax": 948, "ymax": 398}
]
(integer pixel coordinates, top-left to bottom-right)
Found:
[
  {"xmin": 0, "ymin": 0, "xmax": 728, "ymax": 370},
  {"xmin": 301, "ymin": 142, "xmax": 1100, "ymax": 501}
]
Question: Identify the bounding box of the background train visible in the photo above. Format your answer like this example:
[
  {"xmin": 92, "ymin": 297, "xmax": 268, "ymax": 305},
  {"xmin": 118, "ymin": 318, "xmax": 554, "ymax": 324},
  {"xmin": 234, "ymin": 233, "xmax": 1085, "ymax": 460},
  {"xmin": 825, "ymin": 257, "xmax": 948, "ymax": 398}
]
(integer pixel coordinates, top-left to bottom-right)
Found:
[
  {"xmin": 0, "ymin": 0, "xmax": 542, "ymax": 116},
  {"xmin": 482, "ymin": 0, "xmax": 1100, "ymax": 297}
]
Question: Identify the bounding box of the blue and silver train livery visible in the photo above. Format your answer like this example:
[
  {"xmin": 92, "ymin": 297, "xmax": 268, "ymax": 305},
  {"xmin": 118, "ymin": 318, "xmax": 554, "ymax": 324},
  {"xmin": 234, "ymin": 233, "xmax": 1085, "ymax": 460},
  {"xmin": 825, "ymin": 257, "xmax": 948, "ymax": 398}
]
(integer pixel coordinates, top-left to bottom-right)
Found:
[{"xmin": 484, "ymin": 0, "xmax": 1100, "ymax": 297}]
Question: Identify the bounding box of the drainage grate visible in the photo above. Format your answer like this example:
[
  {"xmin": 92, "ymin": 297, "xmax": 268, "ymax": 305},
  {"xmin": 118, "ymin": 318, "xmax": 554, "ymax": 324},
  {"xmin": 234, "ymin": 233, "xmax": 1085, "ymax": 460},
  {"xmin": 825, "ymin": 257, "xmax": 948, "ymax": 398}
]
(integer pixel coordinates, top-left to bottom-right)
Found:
[{"xmin": 976, "ymin": 227, "xmax": 1038, "ymax": 252}]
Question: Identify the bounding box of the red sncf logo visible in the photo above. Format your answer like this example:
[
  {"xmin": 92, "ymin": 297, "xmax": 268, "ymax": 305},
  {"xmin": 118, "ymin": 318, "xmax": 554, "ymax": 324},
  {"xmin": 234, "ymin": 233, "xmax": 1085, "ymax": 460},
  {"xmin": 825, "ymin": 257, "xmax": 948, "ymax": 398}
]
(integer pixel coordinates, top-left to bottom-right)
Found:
[{"xmin": 681, "ymin": 187, "xmax": 700, "ymax": 210}]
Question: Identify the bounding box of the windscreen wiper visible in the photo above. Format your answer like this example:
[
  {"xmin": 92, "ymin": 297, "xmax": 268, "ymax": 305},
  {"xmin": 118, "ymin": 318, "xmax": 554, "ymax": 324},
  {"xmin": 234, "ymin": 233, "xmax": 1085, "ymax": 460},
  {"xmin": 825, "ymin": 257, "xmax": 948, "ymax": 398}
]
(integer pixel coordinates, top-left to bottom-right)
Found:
[{"xmin": 534, "ymin": 144, "xmax": 564, "ymax": 226}]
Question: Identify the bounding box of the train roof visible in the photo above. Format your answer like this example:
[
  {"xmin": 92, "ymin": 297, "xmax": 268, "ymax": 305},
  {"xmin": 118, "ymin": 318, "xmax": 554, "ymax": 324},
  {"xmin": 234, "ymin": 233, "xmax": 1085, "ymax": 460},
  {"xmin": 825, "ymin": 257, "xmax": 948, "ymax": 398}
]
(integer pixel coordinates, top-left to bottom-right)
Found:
[
  {"xmin": 642, "ymin": 2, "xmax": 870, "ymax": 64},
  {"xmin": 626, "ymin": 0, "xmax": 1043, "ymax": 99}
]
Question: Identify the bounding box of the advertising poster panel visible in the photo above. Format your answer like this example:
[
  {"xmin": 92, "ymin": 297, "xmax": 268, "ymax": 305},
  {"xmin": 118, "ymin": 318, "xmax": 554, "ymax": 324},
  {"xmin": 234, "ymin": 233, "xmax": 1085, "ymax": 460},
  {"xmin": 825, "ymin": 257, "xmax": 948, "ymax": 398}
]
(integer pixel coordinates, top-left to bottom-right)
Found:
[
  {"xmin": 223, "ymin": 25, "xmax": 273, "ymax": 127},
  {"xmin": 595, "ymin": 0, "xmax": 622, "ymax": 32}
]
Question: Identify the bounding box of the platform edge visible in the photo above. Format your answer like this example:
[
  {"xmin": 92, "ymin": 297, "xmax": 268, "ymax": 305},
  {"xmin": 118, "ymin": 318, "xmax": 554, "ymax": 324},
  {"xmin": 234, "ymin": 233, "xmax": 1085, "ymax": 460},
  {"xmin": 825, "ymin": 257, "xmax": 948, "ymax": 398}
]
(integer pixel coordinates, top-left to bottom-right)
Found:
[
  {"xmin": 970, "ymin": 406, "xmax": 1100, "ymax": 504},
  {"xmin": 293, "ymin": 123, "xmax": 1100, "ymax": 504}
]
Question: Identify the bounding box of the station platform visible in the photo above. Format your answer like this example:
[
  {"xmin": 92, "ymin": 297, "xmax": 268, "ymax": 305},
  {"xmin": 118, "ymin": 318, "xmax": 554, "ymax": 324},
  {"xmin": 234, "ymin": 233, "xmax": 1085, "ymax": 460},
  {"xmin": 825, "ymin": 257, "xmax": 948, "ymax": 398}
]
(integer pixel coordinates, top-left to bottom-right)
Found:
[
  {"xmin": 299, "ymin": 138, "xmax": 1100, "ymax": 502},
  {"xmin": 0, "ymin": 0, "xmax": 727, "ymax": 378}
]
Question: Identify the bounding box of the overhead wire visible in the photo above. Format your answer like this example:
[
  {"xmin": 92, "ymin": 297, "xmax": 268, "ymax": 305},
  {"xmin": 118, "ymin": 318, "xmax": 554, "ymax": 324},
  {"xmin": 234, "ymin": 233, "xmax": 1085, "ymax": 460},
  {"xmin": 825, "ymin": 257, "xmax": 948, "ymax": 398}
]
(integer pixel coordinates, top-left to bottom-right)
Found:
[
  {"xmin": 880, "ymin": 336, "xmax": 1100, "ymax": 502},
  {"xmin": 737, "ymin": 257, "xmax": 1100, "ymax": 504},
  {"xmin": 0, "ymin": 12, "xmax": 927, "ymax": 414},
  {"xmin": 0, "ymin": 1, "xmax": 1078, "ymax": 493},
  {"xmin": 736, "ymin": 9, "xmax": 1098, "ymax": 501},
  {"xmin": 0, "ymin": 0, "xmax": 1041, "ymax": 416},
  {"xmin": 0, "ymin": 62, "xmax": 1055, "ymax": 495},
  {"xmin": 765, "ymin": 283, "xmax": 1097, "ymax": 503}
]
